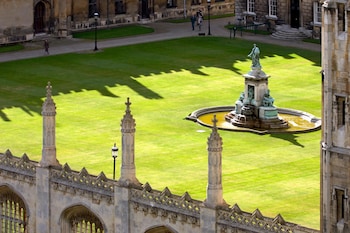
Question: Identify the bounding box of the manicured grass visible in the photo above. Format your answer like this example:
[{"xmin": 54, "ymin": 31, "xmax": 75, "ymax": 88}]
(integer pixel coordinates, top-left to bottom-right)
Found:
[
  {"xmin": 303, "ymin": 37, "xmax": 321, "ymax": 44},
  {"xmin": 0, "ymin": 44, "xmax": 24, "ymax": 53},
  {"xmin": 0, "ymin": 37, "xmax": 321, "ymax": 229},
  {"xmin": 72, "ymin": 25, "xmax": 154, "ymax": 39},
  {"xmin": 164, "ymin": 13, "xmax": 235, "ymax": 23}
]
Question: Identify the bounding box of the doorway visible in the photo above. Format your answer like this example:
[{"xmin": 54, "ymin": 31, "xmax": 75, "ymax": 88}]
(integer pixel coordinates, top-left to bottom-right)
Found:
[
  {"xmin": 140, "ymin": 0, "xmax": 150, "ymax": 18},
  {"xmin": 34, "ymin": 1, "xmax": 46, "ymax": 33},
  {"xmin": 290, "ymin": 0, "xmax": 300, "ymax": 28}
]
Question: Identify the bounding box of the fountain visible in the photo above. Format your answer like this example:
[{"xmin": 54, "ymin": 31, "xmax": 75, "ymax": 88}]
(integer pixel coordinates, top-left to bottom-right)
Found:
[
  {"xmin": 225, "ymin": 44, "xmax": 288, "ymax": 130},
  {"xmin": 186, "ymin": 44, "xmax": 321, "ymax": 134}
]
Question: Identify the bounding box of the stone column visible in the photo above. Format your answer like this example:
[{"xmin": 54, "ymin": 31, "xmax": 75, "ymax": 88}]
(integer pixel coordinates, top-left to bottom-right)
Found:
[
  {"xmin": 201, "ymin": 115, "xmax": 227, "ymax": 233},
  {"xmin": 321, "ymin": 4, "xmax": 335, "ymax": 233},
  {"xmin": 200, "ymin": 207, "xmax": 217, "ymax": 233},
  {"xmin": 204, "ymin": 115, "xmax": 225, "ymax": 208},
  {"xmin": 36, "ymin": 167, "xmax": 51, "ymax": 233},
  {"xmin": 119, "ymin": 98, "xmax": 141, "ymax": 187},
  {"xmin": 57, "ymin": 0, "xmax": 68, "ymax": 36},
  {"xmin": 40, "ymin": 82, "xmax": 60, "ymax": 168},
  {"xmin": 114, "ymin": 185, "xmax": 131, "ymax": 233}
]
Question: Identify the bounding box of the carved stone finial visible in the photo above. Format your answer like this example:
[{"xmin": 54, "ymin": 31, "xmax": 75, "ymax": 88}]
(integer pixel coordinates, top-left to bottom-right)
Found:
[
  {"xmin": 46, "ymin": 82, "xmax": 52, "ymax": 98},
  {"xmin": 121, "ymin": 97, "xmax": 136, "ymax": 132},
  {"xmin": 208, "ymin": 115, "xmax": 222, "ymax": 149},
  {"xmin": 42, "ymin": 81, "xmax": 56, "ymax": 116},
  {"xmin": 212, "ymin": 114, "xmax": 218, "ymax": 129},
  {"xmin": 125, "ymin": 97, "xmax": 131, "ymax": 113}
]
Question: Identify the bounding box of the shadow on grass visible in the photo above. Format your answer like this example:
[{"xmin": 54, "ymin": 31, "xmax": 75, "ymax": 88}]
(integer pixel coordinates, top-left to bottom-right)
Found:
[
  {"xmin": 0, "ymin": 37, "xmax": 320, "ymax": 121},
  {"xmin": 270, "ymin": 133, "xmax": 305, "ymax": 147}
]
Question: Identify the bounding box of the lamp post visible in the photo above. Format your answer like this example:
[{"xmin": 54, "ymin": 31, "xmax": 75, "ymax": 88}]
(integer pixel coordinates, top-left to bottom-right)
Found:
[
  {"xmin": 207, "ymin": 0, "xmax": 211, "ymax": 35},
  {"xmin": 94, "ymin": 12, "xmax": 99, "ymax": 51},
  {"xmin": 106, "ymin": 0, "xmax": 109, "ymax": 26},
  {"xmin": 111, "ymin": 143, "xmax": 118, "ymax": 180}
]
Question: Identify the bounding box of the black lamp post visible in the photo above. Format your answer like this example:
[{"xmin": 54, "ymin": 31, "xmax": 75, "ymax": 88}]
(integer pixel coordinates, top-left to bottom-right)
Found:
[
  {"xmin": 94, "ymin": 12, "xmax": 99, "ymax": 51},
  {"xmin": 106, "ymin": 0, "xmax": 109, "ymax": 26},
  {"xmin": 207, "ymin": 0, "xmax": 211, "ymax": 35},
  {"xmin": 111, "ymin": 143, "xmax": 118, "ymax": 180}
]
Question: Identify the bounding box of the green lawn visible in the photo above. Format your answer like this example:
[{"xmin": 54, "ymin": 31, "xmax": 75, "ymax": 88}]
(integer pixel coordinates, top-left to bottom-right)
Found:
[
  {"xmin": 0, "ymin": 37, "xmax": 321, "ymax": 229},
  {"xmin": 0, "ymin": 44, "xmax": 24, "ymax": 53}
]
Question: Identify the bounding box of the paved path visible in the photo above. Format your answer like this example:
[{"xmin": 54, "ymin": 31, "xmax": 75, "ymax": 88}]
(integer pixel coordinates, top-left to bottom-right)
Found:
[{"xmin": 0, "ymin": 18, "xmax": 320, "ymax": 63}]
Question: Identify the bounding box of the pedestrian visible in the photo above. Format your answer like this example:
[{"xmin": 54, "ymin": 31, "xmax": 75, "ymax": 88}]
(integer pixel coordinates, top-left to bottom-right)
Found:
[
  {"xmin": 44, "ymin": 40, "xmax": 49, "ymax": 55},
  {"xmin": 196, "ymin": 10, "xmax": 203, "ymax": 31},
  {"xmin": 190, "ymin": 14, "xmax": 196, "ymax": 31}
]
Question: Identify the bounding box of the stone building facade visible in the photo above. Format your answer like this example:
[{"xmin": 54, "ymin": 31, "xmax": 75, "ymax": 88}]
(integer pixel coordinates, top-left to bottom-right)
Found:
[
  {"xmin": 0, "ymin": 0, "xmax": 234, "ymax": 44},
  {"xmin": 0, "ymin": 83, "xmax": 319, "ymax": 233},
  {"xmin": 234, "ymin": 0, "xmax": 322, "ymax": 36},
  {"xmin": 321, "ymin": 0, "xmax": 350, "ymax": 232}
]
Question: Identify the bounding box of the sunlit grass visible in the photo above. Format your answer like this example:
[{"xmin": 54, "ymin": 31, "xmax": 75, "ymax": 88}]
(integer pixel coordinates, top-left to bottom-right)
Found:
[{"xmin": 0, "ymin": 37, "xmax": 321, "ymax": 229}]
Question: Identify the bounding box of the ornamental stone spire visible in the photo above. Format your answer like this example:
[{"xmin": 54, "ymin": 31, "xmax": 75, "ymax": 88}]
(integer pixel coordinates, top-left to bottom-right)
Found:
[
  {"xmin": 119, "ymin": 97, "xmax": 141, "ymax": 187},
  {"xmin": 40, "ymin": 82, "xmax": 60, "ymax": 167},
  {"xmin": 205, "ymin": 115, "xmax": 226, "ymax": 208}
]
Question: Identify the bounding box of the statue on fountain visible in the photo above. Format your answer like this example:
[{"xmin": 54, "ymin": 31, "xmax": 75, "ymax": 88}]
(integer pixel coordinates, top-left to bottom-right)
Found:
[
  {"xmin": 248, "ymin": 44, "xmax": 261, "ymax": 69},
  {"xmin": 225, "ymin": 44, "xmax": 288, "ymax": 129},
  {"xmin": 244, "ymin": 44, "xmax": 268, "ymax": 79},
  {"xmin": 262, "ymin": 89, "xmax": 274, "ymax": 107}
]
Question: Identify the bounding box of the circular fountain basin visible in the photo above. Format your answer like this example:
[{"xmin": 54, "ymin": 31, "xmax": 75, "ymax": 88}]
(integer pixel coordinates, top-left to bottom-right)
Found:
[{"xmin": 186, "ymin": 106, "xmax": 321, "ymax": 134}]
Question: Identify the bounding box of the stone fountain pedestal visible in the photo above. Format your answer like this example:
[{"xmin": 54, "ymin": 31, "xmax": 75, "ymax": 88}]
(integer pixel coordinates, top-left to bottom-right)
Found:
[{"xmin": 225, "ymin": 67, "xmax": 288, "ymax": 130}]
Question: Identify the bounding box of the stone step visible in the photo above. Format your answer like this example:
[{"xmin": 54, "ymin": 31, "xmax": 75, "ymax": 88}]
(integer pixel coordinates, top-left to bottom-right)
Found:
[{"xmin": 271, "ymin": 30, "xmax": 309, "ymax": 40}]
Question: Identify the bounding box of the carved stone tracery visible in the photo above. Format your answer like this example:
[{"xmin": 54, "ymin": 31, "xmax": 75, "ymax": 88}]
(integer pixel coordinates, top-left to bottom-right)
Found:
[
  {"xmin": 50, "ymin": 163, "xmax": 114, "ymax": 204},
  {"xmin": 0, "ymin": 150, "xmax": 36, "ymax": 185},
  {"xmin": 131, "ymin": 183, "xmax": 200, "ymax": 226}
]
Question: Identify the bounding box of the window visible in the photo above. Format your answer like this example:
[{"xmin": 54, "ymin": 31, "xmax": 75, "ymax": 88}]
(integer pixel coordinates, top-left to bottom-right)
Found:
[
  {"xmin": 89, "ymin": 0, "xmax": 98, "ymax": 18},
  {"xmin": 191, "ymin": 0, "xmax": 200, "ymax": 5},
  {"xmin": 167, "ymin": 0, "xmax": 177, "ymax": 8},
  {"xmin": 268, "ymin": 0, "xmax": 277, "ymax": 17},
  {"xmin": 115, "ymin": 0, "xmax": 126, "ymax": 14},
  {"xmin": 336, "ymin": 96, "xmax": 346, "ymax": 126},
  {"xmin": 333, "ymin": 188, "xmax": 347, "ymax": 222},
  {"xmin": 61, "ymin": 205, "xmax": 104, "ymax": 233},
  {"xmin": 0, "ymin": 191, "xmax": 27, "ymax": 233},
  {"xmin": 338, "ymin": 3, "xmax": 346, "ymax": 32},
  {"xmin": 313, "ymin": 1, "xmax": 322, "ymax": 25},
  {"xmin": 247, "ymin": 0, "xmax": 255, "ymax": 13}
]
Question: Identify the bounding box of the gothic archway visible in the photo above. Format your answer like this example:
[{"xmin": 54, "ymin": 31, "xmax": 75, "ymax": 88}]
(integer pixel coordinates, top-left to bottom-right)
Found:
[
  {"xmin": 34, "ymin": 1, "xmax": 48, "ymax": 33},
  {"xmin": 61, "ymin": 205, "xmax": 105, "ymax": 233},
  {"xmin": 0, "ymin": 186, "xmax": 28, "ymax": 232},
  {"xmin": 145, "ymin": 226, "xmax": 176, "ymax": 233}
]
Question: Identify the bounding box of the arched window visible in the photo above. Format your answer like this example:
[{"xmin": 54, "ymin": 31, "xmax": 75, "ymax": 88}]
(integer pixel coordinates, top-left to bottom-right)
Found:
[
  {"xmin": 61, "ymin": 205, "xmax": 104, "ymax": 233},
  {"xmin": 0, "ymin": 188, "xmax": 27, "ymax": 232},
  {"xmin": 145, "ymin": 226, "xmax": 176, "ymax": 233}
]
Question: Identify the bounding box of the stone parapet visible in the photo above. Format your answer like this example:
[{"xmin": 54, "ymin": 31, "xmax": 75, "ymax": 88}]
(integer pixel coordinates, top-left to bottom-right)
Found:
[{"xmin": 0, "ymin": 150, "xmax": 36, "ymax": 184}]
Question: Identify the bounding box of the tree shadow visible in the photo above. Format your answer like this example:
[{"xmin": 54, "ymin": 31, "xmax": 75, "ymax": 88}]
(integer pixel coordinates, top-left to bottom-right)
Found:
[
  {"xmin": 270, "ymin": 133, "xmax": 305, "ymax": 147},
  {"xmin": 0, "ymin": 37, "xmax": 320, "ymax": 121}
]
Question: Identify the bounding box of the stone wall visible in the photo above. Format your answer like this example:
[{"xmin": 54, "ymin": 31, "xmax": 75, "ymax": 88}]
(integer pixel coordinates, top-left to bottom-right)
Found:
[
  {"xmin": 0, "ymin": 143, "xmax": 320, "ymax": 233},
  {"xmin": 0, "ymin": 0, "xmax": 33, "ymax": 43}
]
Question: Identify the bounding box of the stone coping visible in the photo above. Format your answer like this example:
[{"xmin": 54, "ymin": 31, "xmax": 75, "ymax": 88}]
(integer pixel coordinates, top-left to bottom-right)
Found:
[{"xmin": 186, "ymin": 106, "xmax": 321, "ymax": 134}]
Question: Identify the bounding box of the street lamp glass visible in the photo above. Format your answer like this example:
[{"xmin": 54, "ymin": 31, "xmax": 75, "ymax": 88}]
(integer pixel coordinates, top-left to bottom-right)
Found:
[
  {"xmin": 111, "ymin": 143, "xmax": 118, "ymax": 158},
  {"xmin": 207, "ymin": 0, "xmax": 211, "ymax": 3},
  {"xmin": 94, "ymin": 12, "xmax": 99, "ymax": 19}
]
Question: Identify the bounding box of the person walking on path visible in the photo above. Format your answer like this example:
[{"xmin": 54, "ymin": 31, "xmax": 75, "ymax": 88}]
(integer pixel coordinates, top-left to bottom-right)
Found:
[
  {"xmin": 196, "ymin": 10, "xmax": 203, "ymax": 31},
  {"xmin": 190, "ymin": 14, "xmax": 197, "ymax": 31},
  {"xmin": 44, "ymin": 39, "xmax": 49, "ymax": 55}
]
